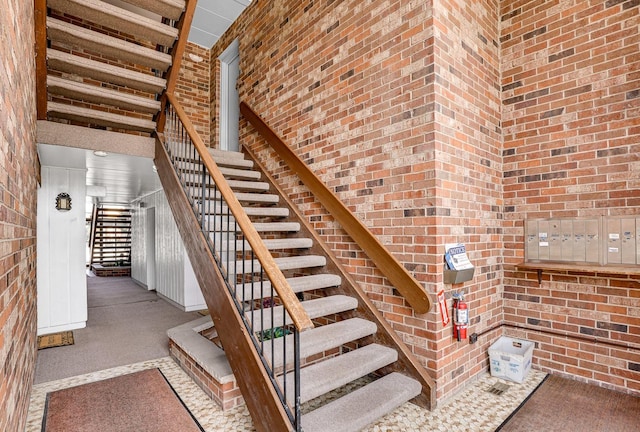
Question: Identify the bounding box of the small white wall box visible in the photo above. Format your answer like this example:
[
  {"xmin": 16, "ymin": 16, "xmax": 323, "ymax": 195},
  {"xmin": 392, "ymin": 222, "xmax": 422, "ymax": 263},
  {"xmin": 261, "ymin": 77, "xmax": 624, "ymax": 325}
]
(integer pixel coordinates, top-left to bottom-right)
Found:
[{"xmin": 488, "ymin": 336, "xmax": 534, "ymax": 383}]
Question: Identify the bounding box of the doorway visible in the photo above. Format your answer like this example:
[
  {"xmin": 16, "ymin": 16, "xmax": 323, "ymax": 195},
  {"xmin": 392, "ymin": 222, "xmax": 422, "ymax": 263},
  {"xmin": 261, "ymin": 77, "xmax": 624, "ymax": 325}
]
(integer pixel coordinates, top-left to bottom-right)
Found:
[{"xmin": 219, "ymin": 39, "xmax": 240, "ymax": 152}]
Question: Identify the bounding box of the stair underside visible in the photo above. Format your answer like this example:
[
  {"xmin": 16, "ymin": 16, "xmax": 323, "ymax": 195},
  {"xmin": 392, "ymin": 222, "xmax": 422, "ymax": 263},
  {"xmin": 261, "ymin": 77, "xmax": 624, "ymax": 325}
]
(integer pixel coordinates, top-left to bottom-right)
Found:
[
  {"xmin": 47, "ymin": 17, "xmax": 172, "ymax": 70},
  {"xmin": 47, "ymin": 49, "xmax": 166, "ymax": 93},
  {"xmin": 48, "ymin": 0, "xmax": 179, "ymax": 47},
  {"xmin": 47, "ymin": 101, "xmax": 155, "ymax": 132},
  {"xmin": 47, "ymin": 76, "xmax": 160, "ymax": 113}
]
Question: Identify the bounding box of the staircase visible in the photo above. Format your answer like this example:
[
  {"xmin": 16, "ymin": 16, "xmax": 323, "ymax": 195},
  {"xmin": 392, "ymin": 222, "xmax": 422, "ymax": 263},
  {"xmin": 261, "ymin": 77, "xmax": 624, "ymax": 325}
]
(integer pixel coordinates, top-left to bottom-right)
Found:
[
  {"xmin": 158, "ymin": 102, "xmax": 434, "ymax": 430},
  {"xmin": 36, "ymin": 0, "xmax": 189, "ymax": 133},
  {"xmin": 89, "ymin": 206, "xmax": 132, "ymax": 268}
]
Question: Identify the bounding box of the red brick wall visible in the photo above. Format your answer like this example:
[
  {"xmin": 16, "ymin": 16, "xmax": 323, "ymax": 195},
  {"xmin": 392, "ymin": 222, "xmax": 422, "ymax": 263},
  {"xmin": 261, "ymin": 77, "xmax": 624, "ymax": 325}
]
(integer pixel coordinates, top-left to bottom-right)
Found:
[
  {"xmin": 175, "ymin": 43, "xmax": 211, "ymax": 144},
  {"xmin": 430, "ymin": 0, "xmax": 503, "ymax": 398},
  {"xmin": 0, "ymin": 1, "xmax": 40, "ymax": 431},
  {"xmin": 210, "ymin": 0, "xmax": 503, "ymax": 401},
  {"xmin": 501, "ymin": 0, "xmax": 640, "ymax": 394}
]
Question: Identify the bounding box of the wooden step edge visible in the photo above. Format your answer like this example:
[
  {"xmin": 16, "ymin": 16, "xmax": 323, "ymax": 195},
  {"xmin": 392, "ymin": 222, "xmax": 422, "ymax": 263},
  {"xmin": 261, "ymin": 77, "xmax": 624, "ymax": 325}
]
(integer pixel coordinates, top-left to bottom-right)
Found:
[
  {"xmin": 47, "ymin": 49, "xmax": 166, "ymax": 93},
  {"xmin": 46, "ymin": 17, "xmax": 172, "ymax": 71},
  {"xmin": 47, "ymin": 101, "xmax": 156, "ymax": 132}
]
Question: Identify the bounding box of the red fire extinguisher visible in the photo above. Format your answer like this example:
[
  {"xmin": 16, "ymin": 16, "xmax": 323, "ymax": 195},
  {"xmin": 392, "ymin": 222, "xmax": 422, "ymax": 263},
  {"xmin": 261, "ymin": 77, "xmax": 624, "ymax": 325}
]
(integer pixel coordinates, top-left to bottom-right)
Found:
[{"xmin": 452, "ymin": 291, "xmax": 468, "ymax": 341}]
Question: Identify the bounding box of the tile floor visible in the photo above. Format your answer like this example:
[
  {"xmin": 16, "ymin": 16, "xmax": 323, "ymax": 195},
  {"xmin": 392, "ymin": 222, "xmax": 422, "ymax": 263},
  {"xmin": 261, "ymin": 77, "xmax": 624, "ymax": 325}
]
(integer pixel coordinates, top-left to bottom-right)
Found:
[{"xmin": 27, "ymin": 356, "xmax": 546, "ymax": 432}]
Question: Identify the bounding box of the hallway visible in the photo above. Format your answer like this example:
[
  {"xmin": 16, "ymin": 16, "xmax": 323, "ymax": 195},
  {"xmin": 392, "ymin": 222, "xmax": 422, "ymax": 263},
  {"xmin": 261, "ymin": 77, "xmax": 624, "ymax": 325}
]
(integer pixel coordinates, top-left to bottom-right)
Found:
[{"xmin": 35, "ymin": 275, "xmax": 200, "ymax": 383}]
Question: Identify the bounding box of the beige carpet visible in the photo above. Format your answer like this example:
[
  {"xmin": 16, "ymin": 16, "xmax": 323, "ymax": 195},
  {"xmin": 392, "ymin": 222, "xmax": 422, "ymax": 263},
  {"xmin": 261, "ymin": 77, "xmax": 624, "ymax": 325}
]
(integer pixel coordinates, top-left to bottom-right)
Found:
[
  {"xmin": 43, "ymin": 368, "xmax": 203, "ymax": 432},
  {"xmin": 496, "ymin": 374, "xmax": 640, "ymax": 431}
]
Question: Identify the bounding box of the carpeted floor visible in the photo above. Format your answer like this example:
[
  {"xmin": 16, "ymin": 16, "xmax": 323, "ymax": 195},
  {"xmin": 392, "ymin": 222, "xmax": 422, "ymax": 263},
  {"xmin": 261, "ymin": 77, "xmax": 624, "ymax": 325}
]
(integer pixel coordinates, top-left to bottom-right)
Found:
[
  {"xmin": 35, "ymin": 276, "xmax": 200, "ymax": 383},
  {"xmin": 496, "ymin": 374, "xmax": 640, "ymax": 431},
  {"xmin": 43, "ymin": 368, "xmax": 204, "ymax": 432}
]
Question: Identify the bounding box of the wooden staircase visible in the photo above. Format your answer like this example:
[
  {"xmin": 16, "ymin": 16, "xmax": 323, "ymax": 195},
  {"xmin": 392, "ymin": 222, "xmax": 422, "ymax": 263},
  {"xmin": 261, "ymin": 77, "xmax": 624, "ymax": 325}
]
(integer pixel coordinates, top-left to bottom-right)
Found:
[
  {"xmin": 157, "ymin": 113, "xmax": 435, "ymax": 430},
  {"xmin": 212, "ymin": 147, "xmax": 426, "ymax": 431},
  {"xmin": 36, "ymin": 0, "xmax": 189, "ymax": 133},
  {"xmin": 89, "ymin": 206, "xmax": 132, "ymax": 267}
]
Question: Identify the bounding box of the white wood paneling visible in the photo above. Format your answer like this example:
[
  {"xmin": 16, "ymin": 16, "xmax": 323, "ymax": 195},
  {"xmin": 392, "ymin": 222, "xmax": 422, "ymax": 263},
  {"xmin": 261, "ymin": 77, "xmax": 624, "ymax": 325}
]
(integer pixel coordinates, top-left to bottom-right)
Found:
[
  {"xmin": 37, "ymin": 167, "xmax": 88, "ymax": 335},
  {"xmin": 131, "ymin": 190, "xmax": 205, "ymax": 310}
]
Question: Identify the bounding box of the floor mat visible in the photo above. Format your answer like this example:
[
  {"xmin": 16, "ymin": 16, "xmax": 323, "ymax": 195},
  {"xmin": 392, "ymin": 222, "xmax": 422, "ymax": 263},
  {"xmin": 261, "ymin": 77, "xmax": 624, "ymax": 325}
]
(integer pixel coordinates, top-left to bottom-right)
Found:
[
  {"xmin": 37, "ymin": 332, "xmax": 74, "ymax": 350},
  {"xmin": 42, "ymin": 368, "xmax": 204, "ymax": 432},
  {"xmin": 495, "ymin": 374, "xmax": 640, "ymax": 431}
]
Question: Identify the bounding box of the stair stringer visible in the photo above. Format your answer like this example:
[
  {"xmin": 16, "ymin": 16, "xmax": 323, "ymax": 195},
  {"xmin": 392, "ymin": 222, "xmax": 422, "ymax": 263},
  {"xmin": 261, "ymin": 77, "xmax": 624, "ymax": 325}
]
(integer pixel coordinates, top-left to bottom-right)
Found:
[
  {"xmin": 154, "ymin": 137, "xmax": 295, "ymax": 432},
  {"xmin": 242, "ymin": 145, "xmax": 437, "ymax": 410}
]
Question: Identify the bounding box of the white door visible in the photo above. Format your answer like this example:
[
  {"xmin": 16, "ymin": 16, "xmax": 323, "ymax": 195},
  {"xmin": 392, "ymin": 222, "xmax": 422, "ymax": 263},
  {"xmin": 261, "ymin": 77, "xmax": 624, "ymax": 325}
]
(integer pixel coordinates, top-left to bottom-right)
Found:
[{"xmin": 219, "ymin": 39, "xmax": 240, "ymax": 152}]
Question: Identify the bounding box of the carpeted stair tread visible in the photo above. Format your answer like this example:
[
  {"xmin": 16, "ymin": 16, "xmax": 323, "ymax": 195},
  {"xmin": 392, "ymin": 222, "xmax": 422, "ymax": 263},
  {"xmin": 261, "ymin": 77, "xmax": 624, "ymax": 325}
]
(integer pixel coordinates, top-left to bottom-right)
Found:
[
  {"xmin": 226, "ymin": 179, "xmax": 271, "ymax": 192},
  {"xmin": 208, "ymin": 148, "xmax": 246, "ymax": 160},
  {"xmin": 223, "ymin": 237, "xmax": 313, "ymax": 253},
  {"xmin": 236, "ymin": 273, "xmax": 342, "ymax": 300},
  {"xmin": 46, "ymin": 17, "xmax": 172, "ymax": 71},
  {"xmin": 232, "ymin": 255, "xmax": 326, "ymax": 274},
  {"xmin": 211, "ymin": 154, "xmax": 254, "ymax": 169},
  {"xmin": 219, "ymin": 166, "xmax": 262, "ymax": 180},
  {"xmin": 120, "ymin": 0, "xmax": 186, "ymax": 20},
  {"xmin": 247, "ymin": 295, "xmax": 358, "ymax": 332},
  {"xmin": 47, "ymin": 102, "xmax": 155, "ymax": 132},
  {"xmin": 301, "ymin": 372, "xmax": 421, "ymax": 432},
  {"xmin": 48, "ymin": 0, "xmax": 178, "ymax": 46},
  {"xmin": 189, "ymin": 188, "xmax": 280, "ymax": 204},
  {"xmin": 46, "ymin": 49, "xmax": 166, "ymax": 93},
  {"xmin": 280, "ymin": 343, "xmax": 398, "ymax": 404},
  {"xmin": 262, "ymin": 318, "xmax": 377, "ymax": 370},
  {"xmin": 47, "ymin": 76, "xmax": 160, "ymax": 113}
]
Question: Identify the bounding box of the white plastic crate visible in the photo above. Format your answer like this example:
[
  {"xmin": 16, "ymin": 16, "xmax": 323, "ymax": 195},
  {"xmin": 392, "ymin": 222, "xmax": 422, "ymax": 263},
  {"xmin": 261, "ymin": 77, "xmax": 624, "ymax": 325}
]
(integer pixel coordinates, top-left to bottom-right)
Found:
[{"xmin": 488, "ymin": 336, "xmax": 534, "ymax": 383}]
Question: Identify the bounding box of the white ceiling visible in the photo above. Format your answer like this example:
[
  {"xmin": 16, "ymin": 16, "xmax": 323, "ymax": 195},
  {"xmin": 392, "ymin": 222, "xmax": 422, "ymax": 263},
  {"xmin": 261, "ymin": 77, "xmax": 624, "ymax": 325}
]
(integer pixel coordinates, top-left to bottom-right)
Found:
[
  {"xmin": 38, "ymin": 144, "xmax": 162, "ymax": 212},
  {"xmin": 188, "ymin": 0, "xmax": 251, "ymax": 48}
]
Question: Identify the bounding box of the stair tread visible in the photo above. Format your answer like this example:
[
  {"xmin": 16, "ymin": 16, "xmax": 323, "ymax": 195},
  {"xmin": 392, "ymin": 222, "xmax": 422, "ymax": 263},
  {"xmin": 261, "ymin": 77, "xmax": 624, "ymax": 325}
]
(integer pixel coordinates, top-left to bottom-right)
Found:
[
  {"xmin": 208, "ymin": 148, "xmax": 246, "ymax": 160},
  {"xmin": 237, "ymin": 273, "xmax": 341, "ymax": 301},
  {"xmin": 301, "ymin": 373, "xmax": 422, "ymax": 432},
  {"xmin": 219, "ymin": 166, "xmax": 261, "ymax": 180},
  {"xmin": 247, "ymin": 295, "xmax": 358, "ymax": 333},
  {"xmin": 47, "ymin": 102, "xmax": 155, "ymax": 132},
  {"xmin": 48, "ymin": 0, "xmax": 178, "ymax": 46},
  {"xmin": 47, "ymin": 49, "xmax": 166, "ymax": 93},
  {"xmin": 226, "ymin": 179, "xmax": 270, "ymax": 192},
  {"xmin": 46, "ymin": 17, "xmax": 172, "ymax": 70},
  {"xmin": 192, "ymin": 189, "xmax": 280, "ymax": 204},
  {"xmin": 249, "ymin": 222, "xmax": 300, "ymax": 232},
  {"xmin": 232, "ymin": 255, "xmax": 326, "ymax": 274},
  {"xmin": 212, "ymin": 156, "xmax": 254, "ymax": 169},
  {"xmin": 281, "ymin": 344, "xmax": 398, "ymax": 404},
  {"xmin": 262, "ymin": 318, "xmax": 377, "ymax": 370},
  {"xmin": 117, "ymin": 0, "xmax": 185, "ymax": 20},
  {"xmin": 226, "ymin": 237, "xmax": 313, "ymax": 253}
]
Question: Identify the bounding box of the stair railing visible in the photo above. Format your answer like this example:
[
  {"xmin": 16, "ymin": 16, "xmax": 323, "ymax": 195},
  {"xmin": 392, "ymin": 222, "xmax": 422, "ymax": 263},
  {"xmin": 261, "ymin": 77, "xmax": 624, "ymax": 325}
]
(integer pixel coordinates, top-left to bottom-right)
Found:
[
  {"xmin": 88, "ymin": 203, "xmax": 99, "ymax": 266},
  {"xmin": 160, "ymin": 93, "xmax": 312, "ymax": 431},
  {"xmin": 240, "ymin": 102, "xmax": 433, "ymax": 314}
]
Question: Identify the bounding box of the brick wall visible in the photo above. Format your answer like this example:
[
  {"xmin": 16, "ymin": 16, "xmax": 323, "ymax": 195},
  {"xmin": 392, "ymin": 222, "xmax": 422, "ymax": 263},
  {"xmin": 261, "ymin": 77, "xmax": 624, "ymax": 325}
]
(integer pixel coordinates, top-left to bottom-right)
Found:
[
  {"xmin": 501, "ymin": 0, "xmax": 640, "ymax": 394},
  {"xmin": 430, "ymin": 0, "xmax": 503, "ymax": 398},
  {"xmin": 175, "ymin": 43, "xmax": 211, "ymax": 144},
  {"xmin": 0, "ymin": 1, "xmax": 40, "ymax": 431},
  {"xmin": 210, "ymin": 0, "xmax": 504, "ymax": 401}
]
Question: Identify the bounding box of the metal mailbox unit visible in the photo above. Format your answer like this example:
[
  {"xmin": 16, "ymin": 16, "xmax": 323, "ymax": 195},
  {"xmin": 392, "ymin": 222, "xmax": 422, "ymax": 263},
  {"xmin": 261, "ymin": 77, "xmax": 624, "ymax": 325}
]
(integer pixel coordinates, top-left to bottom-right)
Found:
[{"xmin": 525, "ymin": 216, "xmax": 640, "ymax": 266}]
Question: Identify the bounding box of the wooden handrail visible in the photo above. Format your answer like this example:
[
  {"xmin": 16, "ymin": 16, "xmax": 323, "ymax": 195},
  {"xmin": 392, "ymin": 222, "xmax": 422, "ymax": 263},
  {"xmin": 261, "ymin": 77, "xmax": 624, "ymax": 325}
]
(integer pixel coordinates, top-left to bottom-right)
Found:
[
  {"xmin": 165, "ymin": 93, "xmax": 314, "ymax": 331},
  {"xmin": 240, "ymin": 102, "xmax": 433, "ymax": 314},
  {"xmin": 34, "ymin": 0, "xmax": 48, "ymax": 120},
  {"xmin": 156, "ymin": 0, "xmax": 197, "ymax": 133}
]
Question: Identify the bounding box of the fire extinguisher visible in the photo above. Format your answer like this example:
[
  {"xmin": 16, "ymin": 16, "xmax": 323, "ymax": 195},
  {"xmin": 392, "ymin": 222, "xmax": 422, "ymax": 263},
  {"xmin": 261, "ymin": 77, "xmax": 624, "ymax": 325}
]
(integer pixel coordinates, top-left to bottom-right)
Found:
[{"xmin": 452, "ymin": 291, "xmax": 469, "ymax": 341}]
